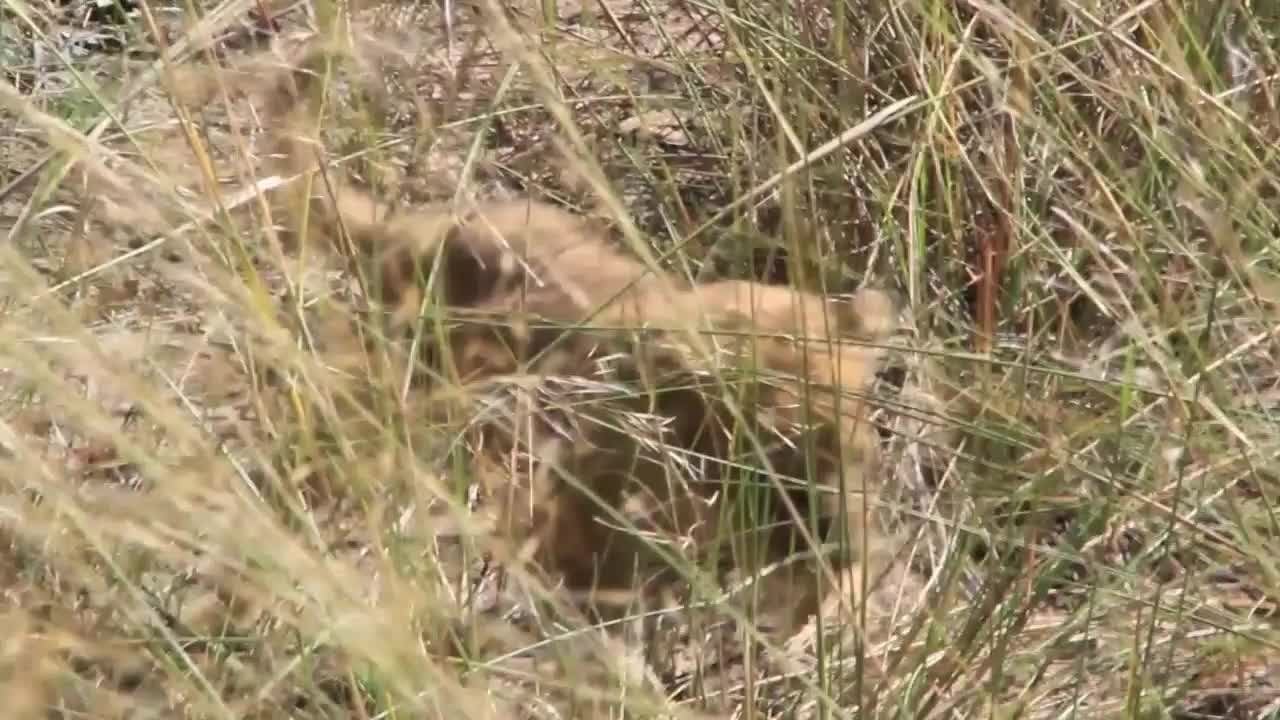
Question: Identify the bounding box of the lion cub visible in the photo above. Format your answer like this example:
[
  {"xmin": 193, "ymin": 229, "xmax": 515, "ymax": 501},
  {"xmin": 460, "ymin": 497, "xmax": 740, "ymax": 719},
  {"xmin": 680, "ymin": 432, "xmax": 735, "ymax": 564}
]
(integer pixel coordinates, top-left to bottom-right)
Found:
[{"xmin": 255, "ymin": 41, "xmax": 899, "ymax": 634}]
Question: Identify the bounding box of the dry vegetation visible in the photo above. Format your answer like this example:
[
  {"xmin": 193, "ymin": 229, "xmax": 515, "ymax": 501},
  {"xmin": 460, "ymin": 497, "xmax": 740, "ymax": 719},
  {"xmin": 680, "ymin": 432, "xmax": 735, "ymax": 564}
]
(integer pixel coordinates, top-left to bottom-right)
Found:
[{"xmin": 1, "ymin": 0, "xmax": 1278, "ymax": 718}]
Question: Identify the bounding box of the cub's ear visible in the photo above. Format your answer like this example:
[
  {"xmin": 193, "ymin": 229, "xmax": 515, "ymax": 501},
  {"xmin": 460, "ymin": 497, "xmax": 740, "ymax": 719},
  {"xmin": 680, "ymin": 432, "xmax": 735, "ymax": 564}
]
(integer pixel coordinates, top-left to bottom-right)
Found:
[
  {"xmin": 834, "ymin": 287, "xmax": 902, "ymax": 343},
  {"xmin": 362, "ymin": 210, "xmax": 524, "ymax": 314},
  {"xmin": 435, "ymin": 220, "xmax": 525, "ymax": 307}
]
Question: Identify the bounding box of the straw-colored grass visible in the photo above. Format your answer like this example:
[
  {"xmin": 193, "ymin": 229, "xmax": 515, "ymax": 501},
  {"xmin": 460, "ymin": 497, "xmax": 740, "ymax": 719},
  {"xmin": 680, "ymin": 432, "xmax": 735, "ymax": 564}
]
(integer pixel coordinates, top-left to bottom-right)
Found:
[{"xmin": 0, "ymin": 0, "xmax": 1276, "ymax": 718}]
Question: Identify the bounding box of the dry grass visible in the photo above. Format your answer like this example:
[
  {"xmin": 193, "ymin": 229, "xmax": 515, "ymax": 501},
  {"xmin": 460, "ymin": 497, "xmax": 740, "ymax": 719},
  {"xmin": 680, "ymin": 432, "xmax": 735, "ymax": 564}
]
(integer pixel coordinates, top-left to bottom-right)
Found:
[{"xmin": 1, "ymin": 0, "xmax": 1278, "ymax": 718}]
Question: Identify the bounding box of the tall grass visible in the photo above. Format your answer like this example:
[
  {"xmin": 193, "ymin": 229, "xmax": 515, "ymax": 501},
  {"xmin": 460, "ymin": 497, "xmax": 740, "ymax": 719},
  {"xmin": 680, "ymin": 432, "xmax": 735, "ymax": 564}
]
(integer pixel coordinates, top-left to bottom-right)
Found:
[{"xmin": 0, "ymin": 0, "xmax": 1276, "ymax": 718}]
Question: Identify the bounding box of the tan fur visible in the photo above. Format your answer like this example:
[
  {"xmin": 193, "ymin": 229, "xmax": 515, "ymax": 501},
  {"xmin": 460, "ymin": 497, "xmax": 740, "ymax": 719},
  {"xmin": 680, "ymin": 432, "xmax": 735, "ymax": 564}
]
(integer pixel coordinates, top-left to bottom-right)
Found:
[{"xmin": 248, "ymin": 38, "xmax": 900, "ymax": 633}]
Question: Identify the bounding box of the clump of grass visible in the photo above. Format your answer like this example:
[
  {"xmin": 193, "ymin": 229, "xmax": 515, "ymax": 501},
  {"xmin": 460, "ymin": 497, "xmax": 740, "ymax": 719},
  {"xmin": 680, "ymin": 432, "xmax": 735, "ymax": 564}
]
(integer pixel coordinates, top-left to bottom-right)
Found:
[{"xmin": 1, "ymin": 0, "xmax": 1278, "ymax": 718}]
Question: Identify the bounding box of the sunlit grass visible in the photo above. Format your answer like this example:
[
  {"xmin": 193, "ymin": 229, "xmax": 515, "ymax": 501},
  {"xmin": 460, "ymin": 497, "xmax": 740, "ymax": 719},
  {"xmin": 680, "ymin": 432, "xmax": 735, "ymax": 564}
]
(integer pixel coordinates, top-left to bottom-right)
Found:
[{"xmin": 0, "ymin": 0, "xmax": 1276, "ymax": 718}]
